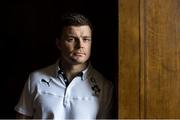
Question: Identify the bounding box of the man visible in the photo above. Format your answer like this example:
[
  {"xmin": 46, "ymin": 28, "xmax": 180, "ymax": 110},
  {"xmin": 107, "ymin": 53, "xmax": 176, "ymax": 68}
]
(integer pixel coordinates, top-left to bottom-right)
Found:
[{"xmin": 15, "ymin": 13, "xmax": 113, "ymax": 119}]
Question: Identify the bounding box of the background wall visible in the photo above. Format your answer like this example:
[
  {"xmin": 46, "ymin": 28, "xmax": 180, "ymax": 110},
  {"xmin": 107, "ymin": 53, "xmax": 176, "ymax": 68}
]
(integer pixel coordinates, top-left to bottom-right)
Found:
[
  {"xmin": 119, "ymin": 0, "xmax": 180, "ymax": 118},
  {"xmin": 1, "ymin": 0, "xmax": 118, "ymax": 118}
]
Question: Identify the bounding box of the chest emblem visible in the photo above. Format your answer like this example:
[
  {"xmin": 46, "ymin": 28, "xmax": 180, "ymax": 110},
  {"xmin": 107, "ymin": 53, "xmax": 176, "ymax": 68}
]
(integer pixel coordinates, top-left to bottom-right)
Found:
[
  {"xmin": 41, "ymin": 79, "xmax": 52, "ymax": 87},
  {"xmin": 90, "ymin": 77, "xmax": 101, "ymax": 96}
]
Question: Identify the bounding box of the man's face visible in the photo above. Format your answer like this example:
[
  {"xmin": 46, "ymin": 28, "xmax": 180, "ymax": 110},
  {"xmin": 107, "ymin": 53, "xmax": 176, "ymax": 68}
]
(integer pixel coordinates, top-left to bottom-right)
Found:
[{"xmin": 57, "ymin": 25, "xmax": 92, "ymax": 65}]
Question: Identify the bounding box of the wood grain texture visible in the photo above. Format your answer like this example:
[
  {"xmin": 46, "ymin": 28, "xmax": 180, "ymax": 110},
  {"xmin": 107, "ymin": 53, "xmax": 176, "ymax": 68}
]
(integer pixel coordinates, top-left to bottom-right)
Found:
[
  {"xmin": 119, "ymin": 0, "xmax": 180, "ymax": 118},
  {"xmin": 118, "ymin": 0, "xmax": 140, "ymax": 118},
  {"xmin": 144, "ymin": 0, "xmax": 180, "ymax": 118}
]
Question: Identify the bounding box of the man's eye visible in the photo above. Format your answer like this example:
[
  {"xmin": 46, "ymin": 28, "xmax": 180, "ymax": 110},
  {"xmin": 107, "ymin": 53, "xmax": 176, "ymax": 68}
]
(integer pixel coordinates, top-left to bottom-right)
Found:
[
  {"xmin": 83, "ymin": 38, "xmax": 91, "ymax": 41},
  {"xmin": 66, "ymin": 38, "xmax": 74, "ymax": 42}
]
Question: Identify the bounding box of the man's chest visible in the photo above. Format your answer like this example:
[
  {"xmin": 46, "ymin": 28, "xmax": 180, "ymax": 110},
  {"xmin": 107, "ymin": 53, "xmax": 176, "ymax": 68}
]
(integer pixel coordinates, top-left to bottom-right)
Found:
[{"xmin": 32, "ymin": 77, "xmax": 101, "ymax": 118}]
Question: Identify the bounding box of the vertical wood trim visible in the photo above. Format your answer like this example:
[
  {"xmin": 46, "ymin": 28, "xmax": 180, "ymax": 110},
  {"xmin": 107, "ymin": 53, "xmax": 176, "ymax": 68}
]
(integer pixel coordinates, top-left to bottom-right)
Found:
[
  {"xmin": 118, "ymin": 0, "xmax": 140, "ymax": 118},
  {"xmin": 139, "ymin": 0, "xmax": 145, "ymax": 118}
]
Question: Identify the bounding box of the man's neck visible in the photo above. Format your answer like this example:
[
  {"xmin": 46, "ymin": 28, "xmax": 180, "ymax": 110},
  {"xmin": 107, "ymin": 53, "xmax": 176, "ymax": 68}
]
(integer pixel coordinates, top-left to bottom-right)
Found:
[{"xmin": 60, "ymin": 60, "xmax": 88, "ymax": 81}]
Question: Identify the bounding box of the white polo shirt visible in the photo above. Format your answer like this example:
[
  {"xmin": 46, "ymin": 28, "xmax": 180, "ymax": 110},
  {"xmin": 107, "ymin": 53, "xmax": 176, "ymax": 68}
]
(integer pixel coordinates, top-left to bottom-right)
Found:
[{"xmin": 15, "ymin": 60, "xmax": 113, "ymax": 119}]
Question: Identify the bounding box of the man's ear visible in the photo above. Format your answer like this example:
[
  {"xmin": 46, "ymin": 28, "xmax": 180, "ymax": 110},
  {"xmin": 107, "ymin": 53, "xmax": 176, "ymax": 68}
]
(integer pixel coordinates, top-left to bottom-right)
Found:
[{"xmin": 56, "ymin": 38, "xmax": 61, "ymax": 50}]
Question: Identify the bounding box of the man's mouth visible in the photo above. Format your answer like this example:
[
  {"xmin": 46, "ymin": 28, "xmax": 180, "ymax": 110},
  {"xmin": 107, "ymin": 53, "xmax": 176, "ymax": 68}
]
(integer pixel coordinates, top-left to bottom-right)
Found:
[{"xmin": 74, "ymin": 52, "xmax": 86, "ymax": 56}]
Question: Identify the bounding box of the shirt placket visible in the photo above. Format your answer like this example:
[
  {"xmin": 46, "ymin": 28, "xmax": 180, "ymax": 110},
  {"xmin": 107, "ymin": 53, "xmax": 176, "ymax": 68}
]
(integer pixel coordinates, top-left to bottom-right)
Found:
[
  {"xmin": 63, "ymin": 77, "xmax": 81, "ymax": 108},
  {"xmin": 63, "ymin": 79, "xmax": 70, "ymax": 108}
]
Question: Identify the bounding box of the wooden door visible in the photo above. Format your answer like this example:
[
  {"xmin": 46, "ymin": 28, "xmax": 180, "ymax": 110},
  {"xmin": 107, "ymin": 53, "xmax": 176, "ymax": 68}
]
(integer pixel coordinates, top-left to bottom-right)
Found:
[{"xmin": 119, "ymin": 0, "xmax": 180, "ymax": 118}]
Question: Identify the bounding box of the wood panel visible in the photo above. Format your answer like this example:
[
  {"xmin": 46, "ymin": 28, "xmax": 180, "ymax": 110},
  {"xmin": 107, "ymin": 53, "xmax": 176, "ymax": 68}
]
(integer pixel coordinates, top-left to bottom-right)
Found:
[
  {"xmin": 119, "ymin": 0, "xmax": 180, "ymax": 118},
  {"xmin": 118, "ymin": 0, "xmax": 140, "ymax": 118},
  {"xmin": 143, "ymin": 0, "xmax": 180, "ymax": 118}
]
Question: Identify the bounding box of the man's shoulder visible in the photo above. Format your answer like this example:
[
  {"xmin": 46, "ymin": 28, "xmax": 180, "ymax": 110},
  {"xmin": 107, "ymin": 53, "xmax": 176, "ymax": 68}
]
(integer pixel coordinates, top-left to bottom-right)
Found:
[
  {"xmin": 28, "ymin": 63, "xmax": 56, "ymax": 81},
  {"xmin": 92, "ymin": 68, "xmax": 113, "ymax": 86}
]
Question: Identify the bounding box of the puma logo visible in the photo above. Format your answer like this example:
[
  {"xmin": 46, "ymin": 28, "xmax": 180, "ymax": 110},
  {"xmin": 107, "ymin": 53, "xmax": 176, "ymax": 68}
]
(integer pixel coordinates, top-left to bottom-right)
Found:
[{"xmin": 41, "ymin": 79, "xmax": 52, "ymax": 87}]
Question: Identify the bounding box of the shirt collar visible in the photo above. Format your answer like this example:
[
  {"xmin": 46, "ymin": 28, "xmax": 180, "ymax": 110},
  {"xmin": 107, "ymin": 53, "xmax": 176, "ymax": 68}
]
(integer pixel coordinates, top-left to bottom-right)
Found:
[{"xmin": 54, "ymin": 59, "xmax": 93, "ymax": 81}]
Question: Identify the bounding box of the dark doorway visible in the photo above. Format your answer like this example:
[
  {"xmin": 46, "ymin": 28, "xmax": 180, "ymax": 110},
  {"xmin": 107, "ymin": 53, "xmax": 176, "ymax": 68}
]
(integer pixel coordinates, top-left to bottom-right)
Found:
[{"xmin": 1, "ymin": 0, "xmax": 118, "ymax": 118}]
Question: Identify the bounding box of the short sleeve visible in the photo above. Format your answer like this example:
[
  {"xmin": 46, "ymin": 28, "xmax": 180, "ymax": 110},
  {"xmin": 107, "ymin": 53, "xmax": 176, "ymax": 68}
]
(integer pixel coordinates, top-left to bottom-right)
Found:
[{"xmin": 14, "ymin": 75, "xmax": 33, "ymax": 117}]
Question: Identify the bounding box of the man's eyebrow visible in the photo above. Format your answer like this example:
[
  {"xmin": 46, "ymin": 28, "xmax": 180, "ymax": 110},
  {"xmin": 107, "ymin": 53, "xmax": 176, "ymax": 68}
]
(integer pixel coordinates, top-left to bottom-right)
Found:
[
  {"xmin": 65, "ymin": 34, "xmax": 91, "ymax": 38},
  {"xmin": 82, "ymin": 36, "xmax": 91, "ymax": 38},
  {"xmin": 65, "ymin": 35, "xmax": 76, "ymax": 37}
]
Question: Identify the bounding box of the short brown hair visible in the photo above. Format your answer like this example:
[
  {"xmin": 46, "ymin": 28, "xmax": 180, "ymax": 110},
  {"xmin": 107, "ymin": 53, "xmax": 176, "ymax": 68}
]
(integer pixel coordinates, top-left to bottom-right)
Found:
[{"xmin": 56, "ymin": 13, "xmax": 93, "ymax": 39}]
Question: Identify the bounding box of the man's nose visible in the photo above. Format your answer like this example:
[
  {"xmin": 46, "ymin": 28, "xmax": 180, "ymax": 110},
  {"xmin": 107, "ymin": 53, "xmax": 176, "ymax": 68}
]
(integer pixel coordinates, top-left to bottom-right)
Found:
[{"xmin": 75, "ymin": 39, "xmax": 83, "ymax": 48}]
